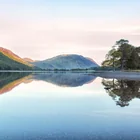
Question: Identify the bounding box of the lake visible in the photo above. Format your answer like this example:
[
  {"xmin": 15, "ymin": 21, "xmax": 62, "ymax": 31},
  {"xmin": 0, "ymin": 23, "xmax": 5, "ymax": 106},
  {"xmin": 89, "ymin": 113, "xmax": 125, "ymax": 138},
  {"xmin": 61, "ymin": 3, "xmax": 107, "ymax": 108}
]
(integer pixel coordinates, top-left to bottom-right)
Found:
[{"xmin": 0, "ymin": 72, "xmax": 140, "ymax": 140}]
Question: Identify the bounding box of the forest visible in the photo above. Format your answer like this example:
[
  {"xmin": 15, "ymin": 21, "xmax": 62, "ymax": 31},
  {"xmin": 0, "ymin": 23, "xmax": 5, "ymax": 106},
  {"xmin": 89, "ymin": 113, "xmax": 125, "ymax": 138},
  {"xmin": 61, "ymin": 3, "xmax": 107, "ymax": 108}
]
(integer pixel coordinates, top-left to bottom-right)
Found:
[{"xmin": 102, "ymin": 39, "xmax": 140, "ymax": 70}]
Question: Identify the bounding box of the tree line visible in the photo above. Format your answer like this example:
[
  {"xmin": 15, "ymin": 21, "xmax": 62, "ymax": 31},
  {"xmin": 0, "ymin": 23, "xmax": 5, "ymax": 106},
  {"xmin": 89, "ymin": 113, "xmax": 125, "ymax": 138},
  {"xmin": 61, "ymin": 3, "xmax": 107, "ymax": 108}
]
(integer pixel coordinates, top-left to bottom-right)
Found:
[{"xmin": 102, "ymin": 39, "xmax": 140, "ymax": 70}]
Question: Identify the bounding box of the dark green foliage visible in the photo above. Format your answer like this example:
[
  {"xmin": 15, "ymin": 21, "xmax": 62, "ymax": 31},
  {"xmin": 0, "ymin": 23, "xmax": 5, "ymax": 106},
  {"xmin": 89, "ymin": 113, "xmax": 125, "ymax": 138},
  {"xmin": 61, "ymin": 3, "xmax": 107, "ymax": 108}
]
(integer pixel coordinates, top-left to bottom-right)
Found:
[
  {"xmin": 102, "ymin": 39, "xmax": 140, "ymax": 70},
  {"xmin": 126, "ymin": 49, "xmax": 139, "ymax": 69},
  {"xmin": 0, "ymin": 52, "xmax": 32, "ymax": 70}
]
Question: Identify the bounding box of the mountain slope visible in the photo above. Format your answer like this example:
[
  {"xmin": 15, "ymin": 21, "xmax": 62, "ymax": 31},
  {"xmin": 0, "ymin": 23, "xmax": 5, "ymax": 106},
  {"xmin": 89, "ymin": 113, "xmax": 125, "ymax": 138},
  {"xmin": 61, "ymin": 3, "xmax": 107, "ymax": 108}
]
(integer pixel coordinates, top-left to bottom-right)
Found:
[
  {"xmin": 0, "ymin": 47, "xmax": 32, "ymax": 66},
  {"xmin": 0, "ymin": 52, "xmax": 33, "ymax": 70},
  {"xmin": 23, "ymin": 58, "xmax": 34, "ymax": 63},
  {"xmin": 33, "ymin": 54, "xmax": 99, "ymax": 70}
]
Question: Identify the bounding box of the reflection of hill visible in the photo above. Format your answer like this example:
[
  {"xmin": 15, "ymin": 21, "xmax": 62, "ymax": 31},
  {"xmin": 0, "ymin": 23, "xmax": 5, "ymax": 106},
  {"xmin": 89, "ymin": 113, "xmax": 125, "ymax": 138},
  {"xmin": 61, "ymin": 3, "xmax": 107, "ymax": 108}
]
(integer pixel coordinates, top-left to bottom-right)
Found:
[
  {"xmin": 0, "ymin": 72, "xmax": 96, "ymax": 95},
  {"xmin": 32, "ymin": 72, "xmax": 96, "ymax": 87},
  {"xmin": 0, "ymin": 72, "xmax": 31, "ymax": 94},
  {"xmin": 102, "ymin": 78, "xmax": 140, "ymax": 107}
]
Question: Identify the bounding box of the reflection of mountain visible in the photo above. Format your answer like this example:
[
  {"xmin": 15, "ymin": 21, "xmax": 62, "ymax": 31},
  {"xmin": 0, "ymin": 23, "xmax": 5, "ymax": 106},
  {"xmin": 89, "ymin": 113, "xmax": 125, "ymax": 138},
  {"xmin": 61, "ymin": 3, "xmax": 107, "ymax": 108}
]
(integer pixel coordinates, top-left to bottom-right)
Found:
[
  {"xmin": 32, "ymin": 72, "xmax": 96, "ymax": 87},
  {"xmin": 0, "ymin": 72, "xmax": 31, "ymax": 94},
  {"xmin": 0, "ymin": 72, "xmax": 96, "ymax": 95},
  {"xmin": 102, "ymin": 78, "xmax": 140, "ymax": 107}
]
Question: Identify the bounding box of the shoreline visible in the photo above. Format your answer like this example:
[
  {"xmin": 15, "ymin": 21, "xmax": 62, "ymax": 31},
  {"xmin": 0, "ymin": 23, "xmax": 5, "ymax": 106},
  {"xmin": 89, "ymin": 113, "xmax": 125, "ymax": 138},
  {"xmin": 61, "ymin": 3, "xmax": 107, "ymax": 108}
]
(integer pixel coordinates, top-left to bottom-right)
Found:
[
  {"xmin": 0, "ymin": 70, "xmax": 140, "ymax": 80},
  {"xmin": 0, "ymin": 70, "xmax": 140, "ymax": 73},
  {"xmin": 92, "ymin": 71, "xmax": 140, "ymax": 80},
  {"xmin": 0, "ymin": 70, "xmax": 140, "ymax": 74}
]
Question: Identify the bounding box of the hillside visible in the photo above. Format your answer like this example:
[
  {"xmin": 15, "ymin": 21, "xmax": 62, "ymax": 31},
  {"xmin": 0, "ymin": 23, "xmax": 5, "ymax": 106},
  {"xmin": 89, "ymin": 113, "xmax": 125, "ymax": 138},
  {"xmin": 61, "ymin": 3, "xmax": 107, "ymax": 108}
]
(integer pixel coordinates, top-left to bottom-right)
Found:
[
  {"xmin": 0, "ymin": 52, "xmax": 33, "ymax": 70},
  {"xmin": 0, "ymin": 47, "xmax": 32, "ymax": 66},
  {"xmin": 32, "ymin": 54, "xmax": 99, "ymax": 70},
  {"xmin": 23, "ymin": 58, "xmax": 34, "ymax": 63},
  {"xmin": 0, "ymin": 47, "xmax": 99, "ymax": 70}
]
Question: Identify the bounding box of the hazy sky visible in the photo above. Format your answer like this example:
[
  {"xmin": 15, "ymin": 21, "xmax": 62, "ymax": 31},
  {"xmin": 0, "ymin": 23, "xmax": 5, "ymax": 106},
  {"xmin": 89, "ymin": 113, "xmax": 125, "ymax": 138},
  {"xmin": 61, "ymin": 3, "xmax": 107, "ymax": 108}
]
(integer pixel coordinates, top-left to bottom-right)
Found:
[{"xmin": 0, "ymin": 0, "xmax": 140, "ymax": 64}]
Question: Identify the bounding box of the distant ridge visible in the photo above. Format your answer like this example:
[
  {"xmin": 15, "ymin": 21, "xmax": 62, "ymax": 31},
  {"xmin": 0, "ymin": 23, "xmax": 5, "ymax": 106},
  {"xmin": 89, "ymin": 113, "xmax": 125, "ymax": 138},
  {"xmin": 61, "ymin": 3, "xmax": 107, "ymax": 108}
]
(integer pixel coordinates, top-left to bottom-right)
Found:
[
  {"xmin": 32, "ymin": 54, "xmax": 99, "ymax": 70},
  {"xmin": 23, "ymin": 58, "xmax": 34, "ymax": 63},
  {"xmin": 0, "ymin": 47, "xmax": 99, "ymax": 70},
  {"xmin": 0, "ymin": 47, "xmax": 33, "ymax": 70},
  {"xmin": 86, "ymin": 57, "xmax": 99, "ymax": 66},
  {"xmin": 0, "ymin": 47, "xmax": 32, "ymax": 66}
]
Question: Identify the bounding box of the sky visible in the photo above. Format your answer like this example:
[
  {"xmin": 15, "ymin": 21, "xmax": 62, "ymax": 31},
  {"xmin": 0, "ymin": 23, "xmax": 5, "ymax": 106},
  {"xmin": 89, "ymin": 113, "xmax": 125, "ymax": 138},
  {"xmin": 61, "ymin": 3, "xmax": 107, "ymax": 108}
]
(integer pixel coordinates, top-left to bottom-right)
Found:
[{"xmin": 0, "ymin": 0, "xmax": 140, "ymax": 64}]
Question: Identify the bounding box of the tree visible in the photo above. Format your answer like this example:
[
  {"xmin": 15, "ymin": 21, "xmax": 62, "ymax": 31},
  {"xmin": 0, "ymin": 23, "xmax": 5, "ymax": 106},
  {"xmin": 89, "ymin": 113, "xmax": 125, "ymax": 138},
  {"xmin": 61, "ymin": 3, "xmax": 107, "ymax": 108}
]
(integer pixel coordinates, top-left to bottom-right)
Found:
[
  {"xmin": 102, "ymin": 39, "xmax": 140, "ymax": 70},
  {"xmin": 116, "ymin": 39, "xmax": 134, "ymax": 70},
  {"xmin": 116, "ymin": 39, "xmax": 129, "ymax": 46},
  {"xmin": 102, "ymin": 47, "xmax": 121, "ymax": 70}
]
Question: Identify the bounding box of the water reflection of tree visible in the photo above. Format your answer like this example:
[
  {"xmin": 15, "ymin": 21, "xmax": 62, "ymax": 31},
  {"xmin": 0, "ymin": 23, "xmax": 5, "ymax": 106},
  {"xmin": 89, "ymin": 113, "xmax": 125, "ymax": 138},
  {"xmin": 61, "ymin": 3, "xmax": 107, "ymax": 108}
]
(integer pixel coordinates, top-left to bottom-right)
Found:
[{"xmin": 102, "ymin": 79, "xmax": 140, "ymax": 107}]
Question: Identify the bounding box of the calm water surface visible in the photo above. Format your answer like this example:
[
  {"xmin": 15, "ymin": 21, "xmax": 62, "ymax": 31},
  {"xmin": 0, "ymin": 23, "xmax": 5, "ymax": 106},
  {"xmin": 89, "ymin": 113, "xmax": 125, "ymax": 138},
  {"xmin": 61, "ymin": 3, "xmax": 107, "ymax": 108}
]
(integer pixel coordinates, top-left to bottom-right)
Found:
[{"xmin": 0, "ymin": 72, "xmax": 140, "ymax": 140}]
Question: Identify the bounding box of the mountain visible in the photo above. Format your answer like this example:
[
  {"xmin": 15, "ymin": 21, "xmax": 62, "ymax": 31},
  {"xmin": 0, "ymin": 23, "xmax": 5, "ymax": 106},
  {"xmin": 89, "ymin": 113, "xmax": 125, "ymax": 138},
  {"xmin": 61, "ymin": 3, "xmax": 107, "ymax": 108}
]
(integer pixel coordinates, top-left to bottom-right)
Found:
[
  {"xmin": 32, "ymin": 54, "xmax": 99, "ymax": 70},
  {"xmin": 0, "ymin": 47, "xmax": 32, "ymax": 66},
  {"xmin": 0, "ymin": 47, "xmax": 99, "ymax": 70},
  {"xmin": 23, "ymin": 58, "xmax": 34, "ymax": 63},
  {"xmin": 0, "ymin": 47, "xmax": 33, "ymax": 70}
]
